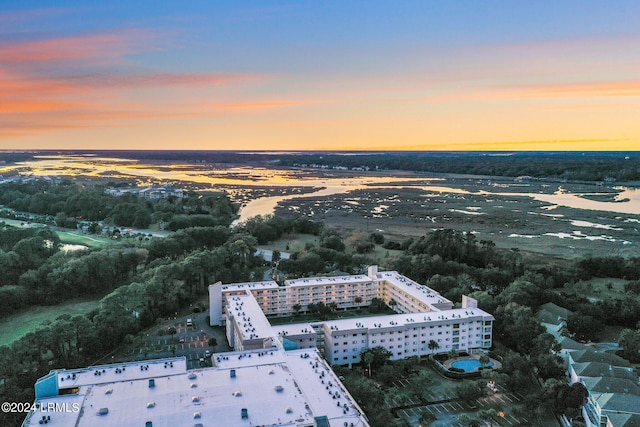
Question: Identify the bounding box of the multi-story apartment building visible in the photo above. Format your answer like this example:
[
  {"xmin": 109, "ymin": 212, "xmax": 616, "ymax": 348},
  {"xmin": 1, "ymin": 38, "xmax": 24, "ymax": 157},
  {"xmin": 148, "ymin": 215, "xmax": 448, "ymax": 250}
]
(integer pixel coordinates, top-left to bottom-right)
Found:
[
  {"xmin": 565, "ymin": 350, "xmax": 640, "ymax": 427},
  {"xmin": 22, "ymin": 348, "xmax": 370, "ymax": 427},
  {"xmin": 210, "ymin": 266, "xmax": 494, "ymax": 366}
]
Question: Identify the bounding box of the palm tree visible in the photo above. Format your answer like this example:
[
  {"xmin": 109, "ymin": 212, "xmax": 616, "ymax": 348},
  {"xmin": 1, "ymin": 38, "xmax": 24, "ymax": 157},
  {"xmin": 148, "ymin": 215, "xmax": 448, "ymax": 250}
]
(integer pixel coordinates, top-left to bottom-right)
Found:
[
  {"xmin": 478, "ymin": 408, "xmax": 498, "ymax": 427},
  {"xmin": 479, "ymin": 354, "xmax": 491, "ymax": 368},
  {"xmin": 292, "ymin": 304, "xmax": 302, "ymax": 316},
  {"xmin": 363, "ymin": 351, "xmax": 374, "ymax": 377},
  {"xmin": 428, "ymin": 340, "xmax": 439, "ymax": 355},
  {"xmin": 354, "ymin": 296, "xmax": 363, "ymax": 309}
]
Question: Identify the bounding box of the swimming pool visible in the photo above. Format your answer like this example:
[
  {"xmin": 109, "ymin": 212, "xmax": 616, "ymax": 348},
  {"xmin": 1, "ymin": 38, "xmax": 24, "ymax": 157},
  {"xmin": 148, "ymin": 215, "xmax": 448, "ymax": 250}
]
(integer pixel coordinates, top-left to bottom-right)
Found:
[{"xmin": 451, "ymin": 358, "xmax": 494, "ymax": 372}]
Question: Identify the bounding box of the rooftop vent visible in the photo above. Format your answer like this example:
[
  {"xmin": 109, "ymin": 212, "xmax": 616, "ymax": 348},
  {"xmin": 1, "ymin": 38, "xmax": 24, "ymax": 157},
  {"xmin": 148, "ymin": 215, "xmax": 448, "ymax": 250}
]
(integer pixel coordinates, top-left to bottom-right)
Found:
[
  {"xmin": 105, "ymin": 388, "xmax": 113, "ymax": 394},
  {"xmin": 274, "ymin": 385, "xmax": 284, "ymax": 392},
  {"xmin": 192, "ymin": 396, "xmax": 200, "ymax": 402},
  {"xmin": 188, "ymin": 373, "xmax": 197, "ymax": 380},
  {"xmin": 286, "ymin": 407, "xmax": 293, "ymax": 414},
  {"xmin": 146, "ymin": 402, "xmax": 155, "ymax": 408},
  {"xmin": 148, "ymin": 379, "xmax": 155, "ymax": 388},
  {"xmin": 98, "ymin": 408, "xmax": 109, "ymax": 416},
  {"xmin": 193, "ymin": 412, "xmax": 201, "ymax": 419},
  {"xmin": 145, "ymin": 422, "xmax": 153, "ymax": 427},
  {"xmin": 230, "ymin": 369, "xmax": 236, "ymax": 378},
  {"xmin": 241, "ymin": 408, "xmax": 248, "ymax": 419},
  {"xmin": 232, "ymin": 391, "xmax": 242, "ymax": 397},
  {"xmin": 191, "ymin": 383, "xmax": 197, "ymax": 388}
]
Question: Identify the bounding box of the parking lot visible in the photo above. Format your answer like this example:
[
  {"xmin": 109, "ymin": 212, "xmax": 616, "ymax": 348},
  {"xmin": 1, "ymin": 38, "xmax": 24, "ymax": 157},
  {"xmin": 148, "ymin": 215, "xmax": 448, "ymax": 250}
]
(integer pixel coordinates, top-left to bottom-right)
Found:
[
  {"xmin": 137, "ymin": 312, "xmax": 232, "ymax": 370},
  {"xmin": 399, "ymin": 402, "xmax": 528, "ymax": 426},
  {"xmin": 388, "ymin": 369, "xmax": 530, "ymax": 427}
]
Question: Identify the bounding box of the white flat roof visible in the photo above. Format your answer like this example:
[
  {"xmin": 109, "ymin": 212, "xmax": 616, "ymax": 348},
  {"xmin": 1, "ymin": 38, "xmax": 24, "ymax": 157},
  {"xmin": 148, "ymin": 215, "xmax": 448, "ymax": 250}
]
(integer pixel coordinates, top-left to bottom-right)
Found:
[
  {"xmin": 226, "ymin": 294, "xmax": 274, "ymax": 340},
  {"xmin": 57, "ymin": 357, "xmax": 187, "ymax": 390},
  {"xmin": 320, "ymin": 308, "xmax": 494, "ymax": 332},
  {"xmin": 24, "ymin": 349, "xmax": 369, "ymax": 427},
  {"xmin": 285, "ymin": 274, "xmax": 373, "ymax": 287},
  {"xmin": 271, "ymin": 323, "xmax": 316, "ymax": 337},
  {"xmin": 379, "ymin": 271, "xmax": 452, "ymax": 307},
  {"xmin": 221, "ymin": 280, "xmax": 279, "ymax": 292}
]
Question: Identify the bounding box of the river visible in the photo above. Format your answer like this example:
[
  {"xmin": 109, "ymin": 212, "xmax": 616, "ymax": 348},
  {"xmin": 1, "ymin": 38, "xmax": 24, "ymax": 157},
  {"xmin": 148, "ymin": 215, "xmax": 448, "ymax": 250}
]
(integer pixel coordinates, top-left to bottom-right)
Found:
[{"xmin": 2, "ymin": 155, "xmax": 640, "ymax": 224}]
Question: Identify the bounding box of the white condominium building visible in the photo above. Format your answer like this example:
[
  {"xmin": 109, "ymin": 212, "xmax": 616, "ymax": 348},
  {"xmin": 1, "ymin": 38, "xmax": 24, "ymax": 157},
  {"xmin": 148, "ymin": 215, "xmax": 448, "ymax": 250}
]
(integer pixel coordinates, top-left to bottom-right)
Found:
[
  {"xmin": 210, "ymin": 266, "xmax": 494, "ymax": 366},
  {"xmin": 23, "ymin": 348, "xmax": 370, "ymax": 427}
]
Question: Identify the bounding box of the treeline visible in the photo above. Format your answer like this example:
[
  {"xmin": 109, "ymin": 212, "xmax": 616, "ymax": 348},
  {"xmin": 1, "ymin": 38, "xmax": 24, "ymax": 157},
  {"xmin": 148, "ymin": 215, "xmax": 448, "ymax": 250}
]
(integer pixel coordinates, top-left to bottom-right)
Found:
[
  {"xmin": 278, "ymin": 152, "xmax": 640, "ymax": 181},
  {"xmin": 0, "ymin": 226, "xmax": 60, "ymax": 293},
  {"xmin": 0, "ymin": 180, "xmax": 237, "ymax": 229},
  {"xmin": 0, "ymin": 224, "xmax": 253, "ymax": 318},
  {"xmin": 383, "ymin": 228, "xmax": 640, "ymax": 421},
  {"xmin": 238, "ymin": 215, "xmax": 323, "ymax": 244},
  {"xmin": 0, "ymin": 225, "xmax": 263, "ymax": 426},
  {"xmin": 576, "ymin": 256, "xmax": 640, "ymax": 280}
]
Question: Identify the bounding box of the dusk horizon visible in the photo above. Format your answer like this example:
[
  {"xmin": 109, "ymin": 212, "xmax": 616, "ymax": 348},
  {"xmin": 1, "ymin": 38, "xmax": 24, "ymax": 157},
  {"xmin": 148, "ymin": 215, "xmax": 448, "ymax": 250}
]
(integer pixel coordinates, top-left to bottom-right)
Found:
[{"xmin": 2, "ymin": 1, "xmax": 640, "ymax": 151}]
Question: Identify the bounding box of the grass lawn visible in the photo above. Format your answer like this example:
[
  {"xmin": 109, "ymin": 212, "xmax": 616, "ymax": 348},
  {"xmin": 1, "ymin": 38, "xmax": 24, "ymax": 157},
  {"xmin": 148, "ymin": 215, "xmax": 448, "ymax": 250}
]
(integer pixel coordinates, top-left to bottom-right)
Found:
[
  {"xmin": 556, "ymin": 277, "xmax": 629, "ymax": 300},
  {"xmin": 0, "ymin": 217, "xmax": 47, "ymax": 228},
  {"xmin": 257, "ymin": 233, "xmax": 319, "ymax": 254},
  {"xmin": 0, "ymin": 299, "xmax": 100, "ymax": 346},
  {"xmin": 369, "ymin": 244, "xmax": 403, "ymax": 265},
  {"xmin": 56, "ymin": 231, "xmax": 113, "ymax": 248}
]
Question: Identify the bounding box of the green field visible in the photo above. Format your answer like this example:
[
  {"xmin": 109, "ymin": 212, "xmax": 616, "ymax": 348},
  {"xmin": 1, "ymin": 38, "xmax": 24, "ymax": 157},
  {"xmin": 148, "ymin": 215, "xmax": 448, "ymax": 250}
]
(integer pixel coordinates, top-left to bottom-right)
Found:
[
  {"xmin": 557, "ymin": 277, "xmax": 628, "ymax": 300},
  {"xmin": 57, "ymin": 231, "xmax": 113, "ymax": 248},
  {"xmin": 257, "ymin": 233, "xmax": 319, "ymax": 254},
  {"xmin": 0, "ymin": 300, "xmax": 101, "ymax": 346}
]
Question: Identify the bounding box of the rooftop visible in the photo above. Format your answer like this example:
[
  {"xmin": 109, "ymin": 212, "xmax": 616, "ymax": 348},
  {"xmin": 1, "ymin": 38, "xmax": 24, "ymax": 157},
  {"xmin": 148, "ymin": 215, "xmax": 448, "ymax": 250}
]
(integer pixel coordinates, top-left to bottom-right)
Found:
[
  {"xmin": 605, "ymin": 413, "xmax": 640, "ymax": 427},
  {"xmin": 581, "ymin": 376, "xmax": 640, "ymax": 396},
  {"xmin": 56, "ymin": 357, "xmax": 187, "ymax": 390},
  {"xmin": 24, "ymin": 349, "xmax": 369, "ymax": 427},
  {"xmin": 226, "ymin": 293, "xmax": 274, "ymax": 341},
  {"xmin": 595, "ymin": 392, "xmax": 640, "ymax": 415},
  {"xmin": 537, "ymin": 302, "xmax": 572, "ymax": 326},
  {"xmin": 573, "ymin": 362, "xmax": 637, "ymax": 382},
  {"xmin": 285, "ymin": 274, "xmax": 373, "ymax": 287},
  {"xmin": 220, "ymin": 280, "xmax": 279, "ymax": 292},
  {"xmin": 272, "ymin": 323, "xmax": 317, "ymax": 337},
  {"xmin": 319, "ymin": 307, "xmax": 493, "ymax": 332},
  {"xmin": 569, "ymin": 349, "xmax": 631, "ymax": 367},
  {"xmin": 378, "ymin": 271, "xmax": 452, "ymax": 307},
  {"xmin": 557, "ymin": 336, "xmax": 589, "ymax": 351}
]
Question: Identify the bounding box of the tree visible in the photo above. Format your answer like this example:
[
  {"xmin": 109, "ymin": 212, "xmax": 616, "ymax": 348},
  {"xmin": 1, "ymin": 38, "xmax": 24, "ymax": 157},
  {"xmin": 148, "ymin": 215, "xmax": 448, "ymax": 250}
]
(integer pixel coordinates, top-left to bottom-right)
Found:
[
  {"xmin": 418, "ymin": 411, "xmax": 436, "ymax": 427},
  {"xmin": 458, "ymin": 414, "xmax": 480, "ymax": 427},
  {"xmin": 369, "ymin": 297, "xmax": 387, "ymax": 313},
  {"xmin": 292, "ymin": 303, "xmax": 302, "ymax": 316},
  {"xmin": 567, "ymin": 313, "xmax": 604, "ymax": 342},
  {"xmin": 428, "ymin": 340, "xmax": 440, "ymax": 354},
  {"xmin": 354, "ymin": 296, "xmax": 363, "ymax": 308},
  {"xmin": 347, "ymin": 231, "xmax": 374, "ymax": 253},
  {"xmin": 361, "ymin": 346, "xmax": 392, "ymax": 376},
  {"xmin": 320, "ymin": 233, "xmax": 345, "ymax": 252},
  {"xmin": 619, "ymin": 328, "xmax": 640, "ymax": 362},
  {"xmin": 455, "ymin": 380, "xmax": 485, "ymax": 401},
  {"xmin": 495, "ymin": 303, "xmax": 547, "ymax": 355},
  {"xmin": 479, "ymin": 354, "xmax": 491, "ymax": 367},
  {"xmin": 369, "ymin": 232, "xmax": 384, "ymax": 245},
  {"xmin": 478, "ymin": 408, "xmax": 498, "ymax": 427},
  {"xmin": 363, "ymin": 351, "xmax": 374, "ymax": 377}
]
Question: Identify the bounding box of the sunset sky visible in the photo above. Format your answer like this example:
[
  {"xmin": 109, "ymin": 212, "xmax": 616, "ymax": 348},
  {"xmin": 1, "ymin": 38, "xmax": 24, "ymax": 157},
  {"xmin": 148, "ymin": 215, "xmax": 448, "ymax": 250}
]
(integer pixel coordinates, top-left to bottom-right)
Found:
[{"xmin": 1, "ymin": 1, "xmax": 640, "ymax": 151}]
